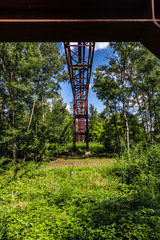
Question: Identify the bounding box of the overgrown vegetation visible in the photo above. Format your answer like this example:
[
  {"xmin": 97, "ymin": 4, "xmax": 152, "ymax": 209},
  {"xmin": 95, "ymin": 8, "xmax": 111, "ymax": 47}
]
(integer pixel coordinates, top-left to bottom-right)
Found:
[{"xmin": 1, "ymin": 143, "xmax": 160, "ymax": 239}]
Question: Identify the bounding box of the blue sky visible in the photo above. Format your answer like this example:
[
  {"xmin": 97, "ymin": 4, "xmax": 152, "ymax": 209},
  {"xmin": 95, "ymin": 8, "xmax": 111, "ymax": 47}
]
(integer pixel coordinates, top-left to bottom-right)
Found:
[{"xmin": 58, "ymin": 42, "xmax": 113, "ymax": 113}]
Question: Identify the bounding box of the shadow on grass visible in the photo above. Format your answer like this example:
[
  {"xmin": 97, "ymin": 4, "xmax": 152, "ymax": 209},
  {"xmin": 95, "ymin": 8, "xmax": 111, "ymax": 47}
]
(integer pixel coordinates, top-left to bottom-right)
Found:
[
  {"xmin": 55, "ymin": 146, "xmax": 116, "ymax": 160},
  {"xmin": 51, "ymin": 142, "xmax": 116, "ymax": 159},
  {"xmin": 0, "ymin": 158, "xmax": 11, "ymax": 175},
  {"xmin": 0, "ymin": 159, "xmax": 42, "ymax": 189},
  {"xmin": 12, "ymin": 162, "xmax": 42, "ymax": 180},
  {"xmin": 73, "ymin": 191, "xmax": 160, "ymax": 239}
]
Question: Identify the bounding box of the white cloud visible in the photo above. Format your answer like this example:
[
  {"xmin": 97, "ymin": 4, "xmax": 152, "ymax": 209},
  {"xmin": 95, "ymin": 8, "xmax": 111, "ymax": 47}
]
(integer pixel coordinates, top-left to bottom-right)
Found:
[
  {"xmin": 69, "ymin": 42, "xmax": 78, "ymax": 50},
  {"xmin": 95, "ymin": 42, "xmax": 109, "ymax": 51},
  {"xmin": 61, "ymin": 43, "xmax": 65, "ymax": 53},
  {"xmin": 66, "ymin": 104, "xmax": 71, "ymax": 111},
  {"xmin": 69, "ymin": 42, "xmax": 78, "ymax": 46},
  {"xmin": 65, "ymin": 42, "xmax": 109, "ymax": 51},
  {"xmin": 89, "ymin": 83, "xmax": 93, "ymax": 89},
  {"xmin": 66, "ymin": 104, "xmax": 73, "ymax": 115}
]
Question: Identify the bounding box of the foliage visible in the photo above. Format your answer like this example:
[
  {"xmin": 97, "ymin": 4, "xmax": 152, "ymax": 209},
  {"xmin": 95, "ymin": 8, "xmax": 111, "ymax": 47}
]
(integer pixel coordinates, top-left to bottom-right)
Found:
[
  {"xmin": 0, "ymin": 43, "xmax": 71, "ymax": 161},
  {"xmin": 92, "ymin": 121, "xmax": 105, "ymax": 143},
  {"xmin": 92, "ymin": 42, "xmax": 160, "ymax": 155},
  {"xmin": 88, "ymin": 104, "xmax": 98, "ymax": 142},
  {"xmin": 1, "ymin": 147, "xmax": 160, "ymax": 239}
]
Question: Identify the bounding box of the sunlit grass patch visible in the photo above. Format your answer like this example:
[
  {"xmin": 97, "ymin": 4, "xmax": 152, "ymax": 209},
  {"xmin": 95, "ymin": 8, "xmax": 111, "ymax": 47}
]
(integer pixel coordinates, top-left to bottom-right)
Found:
[{"xmin": 49, "ymin": 157, "xmax": 116, "ymax": 168}]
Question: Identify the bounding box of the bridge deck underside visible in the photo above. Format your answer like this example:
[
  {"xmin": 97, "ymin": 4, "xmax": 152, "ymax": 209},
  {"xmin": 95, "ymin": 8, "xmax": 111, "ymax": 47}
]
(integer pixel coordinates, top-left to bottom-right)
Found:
[{"xmin": 0, "ymin": 0, "xmax": 159, "ymax": 58}]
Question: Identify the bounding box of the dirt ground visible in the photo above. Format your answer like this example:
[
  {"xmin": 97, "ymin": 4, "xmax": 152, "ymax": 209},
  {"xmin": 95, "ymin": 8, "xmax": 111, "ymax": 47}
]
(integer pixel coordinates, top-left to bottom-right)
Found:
[{"xmin": 50, "ymin": 158, "xmax": 116, "ymax": 168}]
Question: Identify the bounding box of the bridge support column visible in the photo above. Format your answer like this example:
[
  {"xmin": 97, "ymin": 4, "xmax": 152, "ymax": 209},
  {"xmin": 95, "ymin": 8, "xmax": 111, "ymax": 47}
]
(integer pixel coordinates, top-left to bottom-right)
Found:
[{"xmin": 64, "ymin": 42, "xmax": 95, "ymax": 152}]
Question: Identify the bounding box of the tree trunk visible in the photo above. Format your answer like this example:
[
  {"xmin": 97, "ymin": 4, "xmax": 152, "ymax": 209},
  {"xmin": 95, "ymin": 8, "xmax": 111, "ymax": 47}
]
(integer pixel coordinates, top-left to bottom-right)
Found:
[
  {"xmin": 123, "ymin": 101, "xmax": 130, "ymax": 159},
  {"xmin": 149, "ymin": 103, "xmax": 154, "ymax": 141},
  {"xmin": 12, "ymin": 109, "xmax": 17, "ymax": 160},
  {"xmin": 154, "ymin": 108, "xmax": 160, "ymax": 134},
  {"xmin": 0, "ymin": 95, "xmax": 2, "ymax": 124},
  {"xmin": 113, "ymin": 112, "xmax": 120, "ymax": 155},
  {"xmin": 27, "ymin": 95, "xmax": 36, "ymax": 130},
  {"xmin": 121, "ymin": 50, "xmax": 130, "ymax": 160},
  {"xmin": 8, "ymin": 85, "xmax": 17, "ymax": 160},
  {"xmin": 136, "ymin": 93, "xmax": 148, "ymax": 141},
  {"xmin": 152, "ymin": 87, "xmax": 160, "ymax": 135},
  {"xmin": 143, "ymin": 94, "xmax": 151, "ymax": 141},
  {"xmin": 41, "ymin": 94, "xmax": 45, "ymax": 123},
  {"xmin": 35, "ymin": 121, "xmax": 38, "ymax": 162}
]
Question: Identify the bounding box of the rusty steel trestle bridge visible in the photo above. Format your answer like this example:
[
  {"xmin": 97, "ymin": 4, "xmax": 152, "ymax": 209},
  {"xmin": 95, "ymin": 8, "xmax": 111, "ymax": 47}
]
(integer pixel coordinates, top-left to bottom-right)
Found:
[{"xmin": 64, "ymin": 42, "xmax": 95, "ymax": 151}]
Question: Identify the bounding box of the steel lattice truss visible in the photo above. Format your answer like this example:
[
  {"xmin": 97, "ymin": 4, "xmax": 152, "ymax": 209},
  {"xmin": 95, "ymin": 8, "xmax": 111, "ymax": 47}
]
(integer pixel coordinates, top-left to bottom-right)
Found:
[{"xmin": 64, "ymin": 42, "xmax": 95, "ymax": 151}]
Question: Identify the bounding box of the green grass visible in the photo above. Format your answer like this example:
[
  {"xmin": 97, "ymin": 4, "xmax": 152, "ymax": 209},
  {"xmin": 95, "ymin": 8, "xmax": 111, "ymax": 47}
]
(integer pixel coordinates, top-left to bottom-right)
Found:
[
  {"xmin": 0, "ymin": 157, "xmax": 160, "ymax": 239},
  {"xmin": 53, "ymin": 142, "xmax": 115, "ymax": 159}
]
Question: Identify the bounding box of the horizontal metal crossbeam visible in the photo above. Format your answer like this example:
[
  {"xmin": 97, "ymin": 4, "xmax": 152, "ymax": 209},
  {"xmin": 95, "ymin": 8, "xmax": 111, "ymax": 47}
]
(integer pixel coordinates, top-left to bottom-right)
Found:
[{"xmin": 0, "ymin": 1, "xmax": 160, "ymax": 59}]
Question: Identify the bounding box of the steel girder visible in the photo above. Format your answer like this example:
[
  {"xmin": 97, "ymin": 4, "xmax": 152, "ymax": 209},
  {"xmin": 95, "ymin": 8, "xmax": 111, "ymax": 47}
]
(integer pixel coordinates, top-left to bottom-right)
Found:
[{"xmin": 64, "ymin": 42, "xmax": 95, "ymax": 151}]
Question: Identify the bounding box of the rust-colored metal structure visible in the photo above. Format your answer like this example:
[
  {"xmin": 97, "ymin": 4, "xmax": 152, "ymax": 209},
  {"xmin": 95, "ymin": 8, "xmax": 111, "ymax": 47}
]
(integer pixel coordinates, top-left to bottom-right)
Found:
[
  {"xmin": 0, "ymin": 0, "xmax": 160, "ymax": 58},
  {"xmin": 64, "ymin": 42, "xmax": 95, "ymax": 151}
]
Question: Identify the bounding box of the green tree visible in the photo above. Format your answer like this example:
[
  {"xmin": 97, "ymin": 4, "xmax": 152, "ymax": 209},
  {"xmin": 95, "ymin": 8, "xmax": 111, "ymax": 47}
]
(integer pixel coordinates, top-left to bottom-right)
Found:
[
  {"xmin": 88, "ymin": 104, "xmax": 98, "ymax": 142},
  {"xmin": 92, "ymin": 121, "xmax": 105, "ymax": 143},
  {"xmin": 128, "ymin": 43, "xmax": 160, "ymax": 142},
  {"xmin": 27, "ymin": 43, "xmax": 67, "ymax": 160},
  {"xmin": 0, "ymin": 43, "xmax": 42, "ymax": 159},
  {"xmin": 93, "ymin": 42, "xmax": 134, "ymax": 158},
  {"xmin": 0, "ymin": 42, "xmax": 69, "ymax": 161},
  {"xmin": 93, "ymin": 42, "xmax": 160, "ymax": 155}
]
